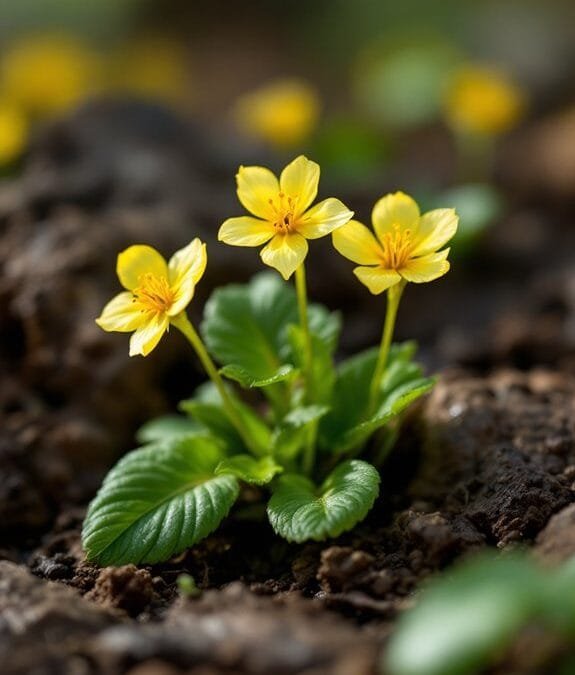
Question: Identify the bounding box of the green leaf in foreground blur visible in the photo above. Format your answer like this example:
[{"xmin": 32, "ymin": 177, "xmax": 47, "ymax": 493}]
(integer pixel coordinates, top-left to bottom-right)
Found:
[
  {"xmin": 82, "ymin": 435, "xmax": 239, "ymax": 566},
  {"xmin": 267, "ymin": 459, "xmax": 379, "ymax": 542},
  {"xmin": 136, "ymin": 415, "xmax": 202, "ymax": 444},
  {"xmin": 385, "ymin": 554, "xmax": 542, "ymax": 675}
]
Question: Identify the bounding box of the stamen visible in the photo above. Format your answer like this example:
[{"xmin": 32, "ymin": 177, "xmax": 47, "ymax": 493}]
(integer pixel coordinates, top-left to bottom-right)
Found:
[{"xmin": 132, "ymin": 273, "xmax": 174, "ymax": 313}]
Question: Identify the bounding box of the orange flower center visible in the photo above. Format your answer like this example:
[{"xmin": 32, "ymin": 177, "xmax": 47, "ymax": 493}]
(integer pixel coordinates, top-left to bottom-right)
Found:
[
  {"xmin": 268, "ymin": 192, "xmax": 297, "ymax": 233},
  {"xmin": 133, "ymin": 273, "xmax": 174, "ymax": 313},
  {"xmin": 380, "ymin": 225, "xmax": 414, "ymax": 270}
]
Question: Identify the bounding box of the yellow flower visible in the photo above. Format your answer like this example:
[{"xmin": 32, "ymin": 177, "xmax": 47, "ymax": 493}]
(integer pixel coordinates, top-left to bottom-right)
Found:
[
  {"xmin": 219, "ymin": 155, "xmax": 353, "ymax": 280},
  {"xmin": 2, "ymin": 35, "xmax": 103, "ymax": 116},
  {"xmin": 96, "ymin": 240, "xmax": 207, "ymax": 357},
  {"xmin": 113, "ymin": 37, "xmax": 189, "ymax": 105},
  {"xmin": 0, "ymin": 100, "xmax": 27, "ymax": 164},
  {"xmin": 443, "ymin": 65, "xmax": 526, "ymax": 136},
  {"xmin": 332, "ymin": 192, "xmax": 457, "ymax": 294},
  {"xmin": 234, "ymin": 79, "xmax": 320, "ymax": 148}
]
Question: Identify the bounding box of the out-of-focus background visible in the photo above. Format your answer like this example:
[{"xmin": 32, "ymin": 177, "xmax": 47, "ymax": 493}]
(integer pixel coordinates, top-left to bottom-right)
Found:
[{"xmin": 2, "ymin": 0, "xmax": 575, "ymax": 375}]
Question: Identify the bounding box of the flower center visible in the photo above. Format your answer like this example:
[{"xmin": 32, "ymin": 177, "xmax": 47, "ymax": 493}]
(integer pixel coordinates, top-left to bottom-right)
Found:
[
  {"xmin": 268, "ymin": 192, "xmax": 297, "ymax": 233},
  {"xmin": 380, "ymin": 225, "xmax": 414, "ymax": 269},
  {"xmin": 133, "ymin": 273, "xmax": 174, "ymax": 313}
]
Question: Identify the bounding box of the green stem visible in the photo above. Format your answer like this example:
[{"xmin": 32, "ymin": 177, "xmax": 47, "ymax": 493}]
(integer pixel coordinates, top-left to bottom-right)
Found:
[
  {"xmin": 295, "ymin": 263, "xmax": 312, "ymax": 380},
  {"xmin": 172, "ymin": 313, "xmax": 260, "ymax": 457},
  {"xmin": 368, "ymin": 281, "xmax": 405, "ymax": 416},
  {"xmin": 295, "ymin": 263, "xmax": 316, "ymax": 476}
]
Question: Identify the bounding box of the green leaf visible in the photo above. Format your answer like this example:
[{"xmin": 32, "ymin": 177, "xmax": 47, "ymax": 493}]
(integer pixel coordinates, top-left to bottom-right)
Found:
[
  {"xmin": 386, "ymin": 554, "xmax": 542, "ymax": 675},
  {"xmin": 216, "ymin": 455, "xmax": 283, "ymax": 485},
  {"xmin": 272, "ymin": 405, "xmax": 330, "ymax": 464},
  {"xmin": 267, "ymin": 459, "xmax": 380, "ymax": 543},
  {"xmin": 220, "ymin": 363, "xmax": 296, "ymax": 389},
  {"xmin": 320, "ymin": 343, "xmax": 433, "ymax": 452},
  {"xmin": 201, "ymin": 272, "xmax": 339, "ymax": 392},
  {"xmin": 136, "ymin": 415, "xmax": 202, "ymax": 445},
  {"xmin": 82, "ymin": 435, "xmax": 239, "ymax": 566},
  {"xmin": 180, "ymin": 383, "xmax": 271, "ymax": 456},
  {"xmin": 338, "ymin": 378, "xmax": 434, "ymax": 452}
]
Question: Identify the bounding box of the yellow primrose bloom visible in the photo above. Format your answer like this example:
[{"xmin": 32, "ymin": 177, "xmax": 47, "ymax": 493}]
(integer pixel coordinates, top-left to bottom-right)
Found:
[
  {"xmin": 0, "ymin": 100, "xmax": 27, "ymax": 164},
  {"xmin": 443, "ymin": 65, "xmax": 526, "ymax": 136},
  {"xmin": 332, "ymin": 192, "xmax": 457, "ymax": 294},
  {"xmin": 234, "ymin": 79, "xmax": 320, "ymax": 148},
  {"xmin": 2, "ymin": 35, "xmax": 103, "ymax": 116},
  {"xmin": 219, "ymin": 155, "xmax": 353, "ymax": 280},
  {"xmin": 96, "ymin": 240, "xmax": 207, "ymax": 357}
]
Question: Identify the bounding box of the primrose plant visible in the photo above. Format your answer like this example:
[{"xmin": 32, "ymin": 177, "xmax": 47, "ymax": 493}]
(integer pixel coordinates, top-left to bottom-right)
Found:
[{"xmin": 82, "ymin": 156, "xmax": 458, "ymax": 566}]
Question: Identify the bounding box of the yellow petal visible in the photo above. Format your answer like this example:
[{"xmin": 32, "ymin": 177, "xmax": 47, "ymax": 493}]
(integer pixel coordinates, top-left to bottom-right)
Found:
[
  {"xmin": 353, "ymin": 266, "xmax": 402, "ymax": 294},
  {"xmin": 236, "ymin": 165, "xmax": 279, "ymax": 219},
  {"xmin": 129, "ymin": 314, "xmax": 170, "ymax": 357},
  {"xmin": 332, "ymin": 219, "xmax": 383, "ymax": 265},
  {"xmin": 279, "ymin": 155, "xmax": 320, "ymax": 216},
  {"xmin": 95, "ymin": 292, "xmax": 143, "ymax": 332},
  {"xmin": 167, "ymin": 238, "xmax": 207, "ymax": 316},
  {"xmin": 218, "ymin": 216, "xmax": 275, "ymax": 246},
  {"xmin": 260, "ymin": 233, "xmax": 308, "ymax": 280},
  {"xmin": 117, "ymin": 245, "xmax": 168, "ymax": 291},
  {"xmin": 371, "ymin": 192, "xmax": 420, "ymax": 242},
  {"xmin": 400, "ymin": 249, "xmax": 450, "ymax": 283},
  {"xmin": 410, "ymin": 208, "xmax": 458, "ymax": 257},
  {"xmin": 297, "ymin": 198, "xmax": 354, "ymax": 239},
  {"xmin": 353, "ymin": 267, "xmax": 401, "ymax": 295}
]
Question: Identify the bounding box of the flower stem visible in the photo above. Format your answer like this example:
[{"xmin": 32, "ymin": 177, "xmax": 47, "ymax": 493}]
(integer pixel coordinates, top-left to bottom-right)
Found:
[
  {"xmin": 295, "ymin": 263, "xmax": 312, "ymax": 379},
  {"xmin": 172, "ymin": 313, "xmax": 261, "ymax": 457},
  {"xmin": 295, "ymin": 263, "xmax": 316, "ymax": 476},
  {"xmin": 368, "ymin": 281, "xmax": 405, "ymax": 416}
]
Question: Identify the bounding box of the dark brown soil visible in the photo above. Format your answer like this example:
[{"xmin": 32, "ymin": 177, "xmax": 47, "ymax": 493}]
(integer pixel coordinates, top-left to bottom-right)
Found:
[{"xmin": 3, "ymin": 101, "xmax": 575, "ymax": 674}]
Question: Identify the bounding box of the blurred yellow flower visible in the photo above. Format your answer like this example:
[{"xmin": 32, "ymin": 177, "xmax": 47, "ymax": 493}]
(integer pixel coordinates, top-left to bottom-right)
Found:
[
  {"xmin": 0, "ymin": 100, "xmax": 27, "ymax": 164},
  {"xmin": 333, "ymin": 192, "xmax": 457, "ymax": 294},
  {"xmin": 113, "ymin": 37, "xmax": 189, "ymax": 104},
  {"xmin": 443, "ymin": 65, "xmax": 526, "ymax": 135},
  {"xmin": 234, "ymin": 79, "xmax": 320, "ymax": 148},
  {"xmin": 219, "ymin": 155, "xmax": 353, "ymax": 280},
  {"xmin": 1, "ymin": 35, "xmax": 103, "ymax": 116},
  {"xmin": 96, "ymin": 240, "xmax": 207, "ymax": 357}
]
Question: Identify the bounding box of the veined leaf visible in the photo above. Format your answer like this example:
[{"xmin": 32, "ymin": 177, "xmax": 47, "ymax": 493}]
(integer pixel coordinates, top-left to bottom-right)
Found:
[
  {"xmin": 82, "ymin": 435, "xmax": 239, "ymax": 566},
  {"xmin": 267, "ymin": 459, "xmax": 380, "ymax": 542},
  {"xmin": 220, "ymin": 363, "xmax": 296, "ymax": 389},
  {"xmin": 201, "ymin": 272, "xmax": 340, "ymax": 388},
  {"xmin": 215, "ymin": 455, "xmax": 283, "ymax": 485},
  {"xmin": 288, "ymin": 326, "xmax": 337, "ymax": 404},
  {"xmin": 136, "ymin": 415, "xmax": 202, "ymax": 445}
]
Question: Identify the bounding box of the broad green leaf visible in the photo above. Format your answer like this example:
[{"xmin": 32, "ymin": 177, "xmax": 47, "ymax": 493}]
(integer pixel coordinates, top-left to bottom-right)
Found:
[
  {"xmin": 220, "ymin": 363, "xmax": 296, "ymax": 388},
  {"xmin": 136, "ymin": 415, "xmax": 202, "ymax": 445},
  {"xmin": 215, "ymin": 455, "xmax": 283, "ymax": 485},
  {"xmin": 180, "ymin": 383, "xmax": 271, "ymax": 456},
  {"xmin": 267, "ymin": 459, "xmax": 380, "ymax": 542},
  {"xmin": 201, "ymin": 272, "xmax": 339, "ymax": 388},
  {"xmin": 386, "ymin": 554, "xmax": 542, "ymax": 675},
  {"xmin": 272, "ymin": 405, "xmax": 330, "ymax": 464},
  {"xmin": 82, "ymin": 435, "xmax": 239, "ymax": 566}
]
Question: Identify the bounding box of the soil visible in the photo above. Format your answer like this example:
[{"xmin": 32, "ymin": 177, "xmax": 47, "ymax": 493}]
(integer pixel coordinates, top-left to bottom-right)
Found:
[{"xmin": 2, "ymin": 101, "xmax": 575, "ymax": 674}]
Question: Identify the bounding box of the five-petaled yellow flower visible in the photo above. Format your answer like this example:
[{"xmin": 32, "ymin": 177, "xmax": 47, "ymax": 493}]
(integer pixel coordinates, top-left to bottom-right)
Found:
[
  {"xmin": 96, "ymin": 240, "xmax": 206, "ymax": 357},
  {"xmin": 218, "ymin": 155, "xmax": 354, "ymax": 280},
  {"xmin": 332, "ymin": 192, "xmax": 457, "ymax": 294}
]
